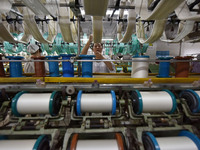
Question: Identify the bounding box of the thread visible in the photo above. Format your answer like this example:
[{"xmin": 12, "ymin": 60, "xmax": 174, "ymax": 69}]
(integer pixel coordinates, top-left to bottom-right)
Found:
[
  {"xmin": 132, "ymin": 90, "xmax": 176, "ymax": 114},
  {"xmin": 12, "ymin": 91, "xmax": 61, "ymax": 116},
  {"xmin": 77, "ymin": 90, "xmax": 116, "ymax": 115},
  {"xmin": 131, "ymin": 56, "xmax": 149, "ymax": 78}
]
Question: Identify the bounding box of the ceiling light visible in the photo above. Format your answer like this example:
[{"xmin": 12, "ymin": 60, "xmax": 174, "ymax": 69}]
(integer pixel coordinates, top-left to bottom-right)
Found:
[
  {"xmin": 80, "ymin": 9, "xmax": 85, "ymax": 15},
  {"xmin": 80, "ymin": 9, "xmax": 128, "ymax": 16},
  {"xmin": 106, "ymin": 10, "xmax": 128, "ymax": 15},
  {"xmin": 81, "ymin": 39, "xmax": 113, "ymax": 41}
]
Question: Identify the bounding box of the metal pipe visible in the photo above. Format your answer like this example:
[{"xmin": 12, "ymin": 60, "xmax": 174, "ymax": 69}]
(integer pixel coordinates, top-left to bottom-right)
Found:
[
  {"xmin": 12, "ymin": 3, "xmax": 135, "ymax": 9},
  {"xmin": 0, "ymin": 59, "xmax": 198, "ymax": 63},
  {"xmin": 110, "ymin": 0, "xmax": 121, "ymax": 18},
  {"xmin": 77, "ymin": 18, "xmax": 81, "ymax": 56},
  {"xmin": 77, "ymin": 16, "xmax": 81, "ymax": 77},
  {"xmin": 179, "ymin": 41, "xmax": 182, "ymax": 56},
  {"xmin": 10, "ymin": 9, "xmax": 23, "ymax": 17}
]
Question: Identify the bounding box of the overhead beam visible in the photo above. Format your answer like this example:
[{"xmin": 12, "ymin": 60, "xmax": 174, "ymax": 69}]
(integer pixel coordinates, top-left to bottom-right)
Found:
[{"xmin": 12, "ymin": 3, "xmax": 135, "ymax": 9}]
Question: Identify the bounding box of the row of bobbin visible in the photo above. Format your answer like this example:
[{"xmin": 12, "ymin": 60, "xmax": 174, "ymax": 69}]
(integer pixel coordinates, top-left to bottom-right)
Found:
[
  {"xmin": 0, "ymin": 54, "xmax": 95, "ymax": 77},
  {"xmin": 65, "ymin": 130, "xmax": 200, "ymax": 150},
  {"xmin": 0, "ymin": 54, "xmax": 193, "ymax": 78},
  {"xmin": 10, "ymin": 89, "xmax": 200, "ymax": 117},
  {"xmin": 1, "ymin": 131, "xmax": 199, "ymax": 149},
  {"xmin": 131, "ymin": 55, "xmax": 192, "ymax": 78},
  {"xmin": 131, "ymin": 89, "xmax": 200, "ymax": 115}
]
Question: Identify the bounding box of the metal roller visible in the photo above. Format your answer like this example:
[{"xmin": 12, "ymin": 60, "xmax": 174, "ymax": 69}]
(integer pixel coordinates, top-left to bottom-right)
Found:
[
  {"xmin": 11, "ymin": 91, "xmax": 62, "ymax": 117},
  {"xmin": 0, "ymin": 135, "xmax": 50, "ymax": 150},
  {"xmin": 66, "ymin": 86, "xmax": 75, "ymax": 95},
  {"xmin": 142, "ymin": 131, "xmax": 200, "ymax": 150},
  {"xmin": 69, "ymin": 133, "xmax": 124, "ymax": 150},
  {"xmin": 180, "ymin": 89, "xmax": 200, "ymax": 113},
  {"xmin": 131, "ymin": 90, "xmax": 177, "ymax": 114},
  {"xmin": 76, "ymin": 90, "xmax": 116, "ymax": 116}
]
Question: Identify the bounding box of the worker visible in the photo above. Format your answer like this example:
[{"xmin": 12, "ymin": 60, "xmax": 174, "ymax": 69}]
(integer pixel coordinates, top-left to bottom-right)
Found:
[
  {"xmin": 81, "ymin": 35, "xmax": 116, "ymax": 73},
  {"xmin": 24, "ymin": 44, "xmax": 49, "ymax": 73}
]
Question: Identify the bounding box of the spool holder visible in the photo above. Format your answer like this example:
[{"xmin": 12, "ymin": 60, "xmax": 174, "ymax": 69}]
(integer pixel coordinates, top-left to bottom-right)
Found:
[
  {"xmin": 71, "ymin": 98, "xmax": 124, "ymax": 117},
  {"xmin": 136, "ymin": 125, "xmax": 197, "ymax": 150},
  {"xmin": 143, "ymin": 79, "xmax": 153, "ymax": 88},
  {"xmin": 0, "ymin": 101, "xmax": 11, "ymax": 128},
  {"xmin": 9, "ymin": 100, "xmax": 68, "ymax": 131},
  {"xmin": 0, "ymin": 129, "xmax": 60, "ymax": 150},
  {"xmin": 128, "ymin": 98, "xmax": 182, "ymax": 127},
  {"xmin": 180, "ymin": 98, "xmax": 200, "ymax": 120},
  {"xmin": 62, "ymin": 127, "xmax": 129, "ymax": 150},
  {"xmin": 70, "ymin": 99, "xmax": 125, "ymax": 129}
]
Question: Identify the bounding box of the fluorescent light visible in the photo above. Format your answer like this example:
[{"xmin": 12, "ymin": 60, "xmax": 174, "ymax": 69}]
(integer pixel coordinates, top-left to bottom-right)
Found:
[
  {"xmin": 80, "ymin": 9, "xmax": 85, "ymax": 15},
  {"xmin": 81, "ymin": 39, "xmax": 113, "ymax": 41},
  {"xmin": 106, "ymin": 10, "xmax": 128, "ymax": 15},
  {"xmin": 102, "ymin": 39, "xmax": 113, "ymax": 41},
  {"xmin": 80, "ymin": 9, "xmax": 128, "ymax": 16}
]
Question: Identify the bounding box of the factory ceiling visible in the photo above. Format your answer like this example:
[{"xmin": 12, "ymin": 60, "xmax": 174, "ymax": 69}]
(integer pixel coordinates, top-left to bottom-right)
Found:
[{"xmin": 1, "ymin": 0, "xmax": 200, "ymax": 45}]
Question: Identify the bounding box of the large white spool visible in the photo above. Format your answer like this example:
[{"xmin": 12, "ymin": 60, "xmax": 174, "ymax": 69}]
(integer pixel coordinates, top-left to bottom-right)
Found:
[
  {"xmin": 76, "ymin": 140, "xmax": 118, "ymax": 150},
  {"xmin": 131, "ymin": 56, "xmax": 149, "ymax": 78},
  {"xmin": 194, "ymin": 91, "xmax": 200, "ymax": 96},
  {"xmin": 141, "ymin": 91, "xmax": 172, "ymax": 112},
  {"xmin": 76, "ymin": 91, "xmax": 116, "ymax": 116},
  {"xmin": 12, "ymin": 91, "xmax": 61, "ymax": 116},
  {"xmin": 0, "ymin": 135, "xmax": 49, "ymax": 150},
  {"xmin": 70, "ymin": 133, "xmax": 124, "ymax": 150},
  {"xmin": 0, "ymin": 140, "xmax": 36, "ymax": 150},
  {"xmin": 156, "ymin": 137, "xmax": 198, "ymax": 150},
  {"xmin": 17, "ymin": 93, "xmax": 51, "ymax": 114},
  {"xmin": 143, "ymin": 131, "xmax": 200, "ymax": 150},
  {"xmin": 179, "ymin": 89, "xmax": 200, "ymax": 113},
  {"xmin": 132, "ymin": 90, "xmax": 176, "ymax": 114}
]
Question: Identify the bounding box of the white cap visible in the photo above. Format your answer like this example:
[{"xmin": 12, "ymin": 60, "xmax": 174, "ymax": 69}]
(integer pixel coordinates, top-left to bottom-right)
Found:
[{"xmin": 27, "ymin": 44, "xmax": 39, "ymax": 54}]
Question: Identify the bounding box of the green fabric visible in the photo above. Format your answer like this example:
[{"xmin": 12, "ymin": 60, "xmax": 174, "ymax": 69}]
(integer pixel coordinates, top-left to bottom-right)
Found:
[
  {"xmin": 4, "ymin": 42, "xmax": 15, "ymax": 54},
  {"xmin": 104, "ymin": 41, "xmax": 110, "ymax": 55},
  {"xmin": 41, "ymin": 33, "xmax": 53, "ymax": 54},
  {"xmin": 69, "ymin": 43, "xmax": 77, "ymax": 54},
  {"xmin": 2, "ymin": 33, "xmax": 149, "ymax": 56},
  {"xmin": 112, "ymin": 34, "xmax": 149, "ymax": 56},
  {"xmin": 16, "ymin": 43, "xmax": 25, "ymax": 53},
  {"xmin": 17, "ymin": 33, "xmax": 24, "ymax": 40},
  {"xmin": 0, "ymin": 47, "xmax": 5, "ymax": 54},
  {"xmin": 3, "ymin": 34, "xmax": 25, "ymax": 54}
]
